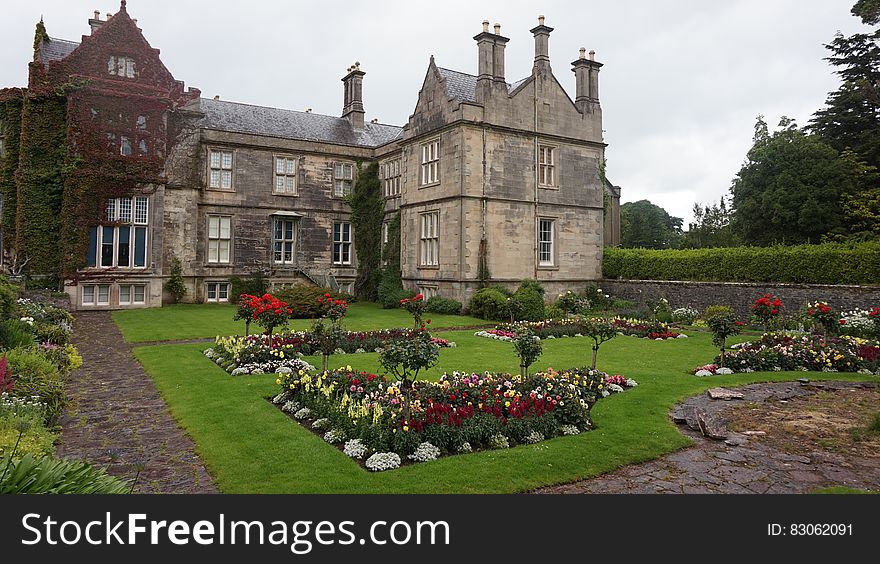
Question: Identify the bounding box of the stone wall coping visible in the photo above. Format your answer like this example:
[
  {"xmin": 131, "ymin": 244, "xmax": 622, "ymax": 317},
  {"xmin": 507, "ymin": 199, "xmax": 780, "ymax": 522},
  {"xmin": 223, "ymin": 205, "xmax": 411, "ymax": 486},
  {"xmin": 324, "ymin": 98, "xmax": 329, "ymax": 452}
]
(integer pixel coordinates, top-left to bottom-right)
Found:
[{"xmin": 602, "ymin": 279, "xmax": 879, "ymax": 291}]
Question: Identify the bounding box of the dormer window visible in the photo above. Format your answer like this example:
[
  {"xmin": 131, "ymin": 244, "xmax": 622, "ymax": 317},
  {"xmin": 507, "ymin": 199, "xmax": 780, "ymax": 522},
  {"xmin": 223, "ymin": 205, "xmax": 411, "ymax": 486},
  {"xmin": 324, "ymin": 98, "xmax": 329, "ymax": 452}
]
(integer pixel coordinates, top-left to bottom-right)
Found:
[{"xmin": 108, "ymin": 56, "xmax": 136, "ymax": 78}]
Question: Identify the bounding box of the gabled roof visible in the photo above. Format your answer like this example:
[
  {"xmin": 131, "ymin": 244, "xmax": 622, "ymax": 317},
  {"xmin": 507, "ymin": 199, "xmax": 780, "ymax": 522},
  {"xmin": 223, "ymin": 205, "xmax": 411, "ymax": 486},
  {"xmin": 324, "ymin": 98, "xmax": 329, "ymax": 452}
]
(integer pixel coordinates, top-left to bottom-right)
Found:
[
  {"xmin": 436, "ymin": 67, "xmax": 531, "ymax": 103},
  {"xmin": 199, "ymin": 98, "xmax": 404, "ymax": 148},
  {"xmin": 39, "ymin": 37, "xmax": 80, "ymax": 66}
]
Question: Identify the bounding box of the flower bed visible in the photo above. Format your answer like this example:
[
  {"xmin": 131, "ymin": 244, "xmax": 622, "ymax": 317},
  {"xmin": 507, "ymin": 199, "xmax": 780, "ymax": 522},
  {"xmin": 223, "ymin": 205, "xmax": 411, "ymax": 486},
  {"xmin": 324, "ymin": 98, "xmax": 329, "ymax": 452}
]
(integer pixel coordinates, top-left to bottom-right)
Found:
[
  {"xmin": 475, "ymin": 318, "xmax": 683, "ymax": 342},
  {"xmin": 693, "ymin": 332, "xmax": 880, "ymax": 375},
  {"xmin": 271, "ymin": 366, "xmax": 637, "ymax": 471},
  {"xmin": 207, "ymin": 329, "xmax": 456, "ymax": 375}
]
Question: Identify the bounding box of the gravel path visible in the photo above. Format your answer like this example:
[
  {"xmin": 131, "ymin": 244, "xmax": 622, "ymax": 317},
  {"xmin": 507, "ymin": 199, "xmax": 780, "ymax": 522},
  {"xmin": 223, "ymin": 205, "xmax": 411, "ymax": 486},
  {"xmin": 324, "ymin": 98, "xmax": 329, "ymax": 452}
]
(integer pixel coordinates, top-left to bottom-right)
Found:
[
  {"xmin": 56, "ymin": 312, "xmax": 217, "ymax": 493},
  {"xmin": 536, "ymin": 380, "xmax": 879, "ymax": 494}
]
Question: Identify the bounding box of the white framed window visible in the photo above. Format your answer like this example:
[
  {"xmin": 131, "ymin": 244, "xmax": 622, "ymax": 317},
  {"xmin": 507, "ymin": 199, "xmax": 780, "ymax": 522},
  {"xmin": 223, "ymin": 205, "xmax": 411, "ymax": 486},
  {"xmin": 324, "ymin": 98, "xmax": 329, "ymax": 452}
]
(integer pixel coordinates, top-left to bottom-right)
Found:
[
  {"xmin": 332, "ymin": 222, "xmax": 352, "ymax": 265},
  {"xmin": 120, "ymin": 136, "xmax": 132, "ymax": 157},
  {"xmin": 108, "ymin": 56, "xmax": 136, "ymax": 78},
  {"xmin": 382, "ymin": 221, "xmax": 389, "ymax": 244},
  {"xmin": 538, "ymin": 218, "xmax": 555, "ymax": 267},
  {"xmin": 209, "ymin": 149, "xmax": 234, "ymax": 190},
  {"xmin": 88, "ymin": 196, "xmax": 149, "ymax": 269},
  {"xmin": 338, "ymin": 282, "xmax": 354, "ymax": 295},
  {"xmin": 273, "ymin": 217, "xmax": 298, "ymax": 265},
  {"xmin": 383, "ymin": 158, "xmax": 401, "ymax": 197},
  {"xmin": 418, "ymin": 286, "xmax": 438, "ymax": 300},
  {"xmin": 420, "ymin": 139, "xmax": 440, "ymax": 186},
  {"xmin": 207, "ymin": 215, "xmax": 232, "ymax": 264},
  {"xmin": 97, "ymin": 285, "xmax": 110, "ymax": 306},
  {"xmin": 420, "ymin": 211, "xmax": 439, "ymax": 267},
  {"xmin": 119, "ymin": 285, "xmax": 146, "ymax": 306},
  {"xmin": 538, "ymin": 145, "xmax": 556, "ymax": 187},
  {"xmin": 82, "ymin": 286, "xmax": 95, "ymax": 305},
  {"xmin": 274, "ymin": 156, "xmax": 298, "ymax": 195},
  {"xmin": 206, "ymin": 282, "xmax": 230, "ymax": 303},
  {"xmin": 334, "ymin": 163, "xmax": 354, "ymax": 197}
]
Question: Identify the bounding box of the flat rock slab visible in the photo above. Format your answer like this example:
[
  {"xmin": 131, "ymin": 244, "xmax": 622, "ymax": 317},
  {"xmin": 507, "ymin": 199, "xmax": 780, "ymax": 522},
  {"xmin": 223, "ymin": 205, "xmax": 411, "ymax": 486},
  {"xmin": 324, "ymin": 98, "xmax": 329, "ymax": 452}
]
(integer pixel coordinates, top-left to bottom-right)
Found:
[
  {"xmin": 707, "ymin": 388, "xmax": 744, "ymax": 400},
  {"xmin": 57, "ymin": 312, "xmax": 217, "ymax": 494},
  {"xmin": 535, "ymin": 380, "xmax": 880, "ymax": 495}
]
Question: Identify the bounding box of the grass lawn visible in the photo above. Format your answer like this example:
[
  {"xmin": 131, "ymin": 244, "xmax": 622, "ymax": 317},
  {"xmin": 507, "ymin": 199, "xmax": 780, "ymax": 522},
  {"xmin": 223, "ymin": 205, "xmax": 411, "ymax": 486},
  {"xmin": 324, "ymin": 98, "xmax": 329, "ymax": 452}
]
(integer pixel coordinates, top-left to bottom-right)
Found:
[
  {"xmin": 113, "ymin": 302, "xmax": 490, "ymax": 343},
  {"xmin": 131, "ymin": 321, "xmax": 878, "ymax": 493}
]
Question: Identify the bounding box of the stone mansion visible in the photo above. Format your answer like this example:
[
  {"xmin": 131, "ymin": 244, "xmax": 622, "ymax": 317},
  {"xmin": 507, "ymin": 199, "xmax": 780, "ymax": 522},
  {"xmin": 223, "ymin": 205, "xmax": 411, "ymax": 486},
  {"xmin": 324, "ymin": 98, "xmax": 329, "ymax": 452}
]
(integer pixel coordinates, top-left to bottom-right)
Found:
[{"xmin": 0, "ymin": 2, "xmax": 620, "ymax": 309}]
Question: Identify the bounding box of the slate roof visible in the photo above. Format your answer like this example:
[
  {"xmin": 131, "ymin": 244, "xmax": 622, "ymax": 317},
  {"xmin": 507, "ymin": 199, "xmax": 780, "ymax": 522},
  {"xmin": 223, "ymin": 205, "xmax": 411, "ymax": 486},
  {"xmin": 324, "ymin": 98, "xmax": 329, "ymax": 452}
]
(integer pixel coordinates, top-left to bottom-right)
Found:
[
  {"xmin": 39, "ymin": 37, "xmax": 80, "ymax": 66},
  {"xmin": 199, "ymin": 98, "xmax": 403, "ymax": 148},
  {"xmin": 436, "ymin": 67, "xmax": 531, "ymax": 103}
]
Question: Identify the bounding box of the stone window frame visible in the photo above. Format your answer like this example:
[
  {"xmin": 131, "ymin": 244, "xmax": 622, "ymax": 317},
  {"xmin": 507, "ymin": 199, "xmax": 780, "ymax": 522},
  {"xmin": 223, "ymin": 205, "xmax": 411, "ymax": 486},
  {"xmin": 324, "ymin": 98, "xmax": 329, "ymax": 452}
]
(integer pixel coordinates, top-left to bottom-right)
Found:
[
  {"xmin": 206, "ymin": 281, "xmax": 231, "ymax": 303},
  {"xmin": 273, "ymin": 154, "xmax": 299, "ymax": 196},
  {"xmin": 419, "ymin": 210, "xmax": 440, "ymax": 268},
  {"xmin": 537, "ymin": 216, "xmax": 557, "ymax": 268},
  {"xmin": 119, "ymin": 284, "xmax": 147, "ymax": 306},
  {"xmin": 332, "ymin": 221, "xmax": 353, "ymax": 265},
  {"xmin": 382, "ymin": 157, "xmax": 402, "ymax": 198},
  {"xmin": 538, "ymin": 144, "xmax": 557, "ymax": 189},
  {"xmin": 333, "ymin": 162, "xmax": 355, "ymax": 198},
  {"xmin": 272, "ymin": 216, "xmax": 299, "ymax": 266},
  {"xmin": 108, "ymin": 55, "xmax": 136, "ymax": 79},
  {"xmin": 87, "ymin": 196, "xmax": 150, "ymax": 270},
  {"xmin": 420, "ymin": 138, "xmax": 440, "ymax": 187},
  {"xmin": 82, "ymin": 284, "xmax": 111, "ymax": 307},
  {"xmin": 418, "ymin": 285, "xmax": 439, "ymax": 300},
  {"xmin": 206, "ymin": 214, "xmax": 233, "ymax": 265},
  {"xmin": 207, "ymin": 148, "xmax": 235, "ymax": 191}
]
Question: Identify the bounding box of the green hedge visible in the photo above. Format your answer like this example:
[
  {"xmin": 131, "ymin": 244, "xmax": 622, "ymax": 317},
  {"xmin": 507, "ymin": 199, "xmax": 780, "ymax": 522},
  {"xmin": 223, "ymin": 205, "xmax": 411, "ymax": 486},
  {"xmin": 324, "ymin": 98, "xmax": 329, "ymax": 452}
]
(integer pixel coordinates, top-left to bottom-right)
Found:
[{"xmin": 603, "ymin": 243, "xmax": 880, "ymax": 285}]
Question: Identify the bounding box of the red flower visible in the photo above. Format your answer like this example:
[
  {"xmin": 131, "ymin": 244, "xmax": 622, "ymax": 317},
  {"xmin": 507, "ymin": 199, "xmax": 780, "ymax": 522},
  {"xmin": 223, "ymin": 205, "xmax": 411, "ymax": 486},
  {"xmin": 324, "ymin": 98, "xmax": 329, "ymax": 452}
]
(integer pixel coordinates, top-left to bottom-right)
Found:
[{"xmin": 839, "ymin": 319, "xmax": 846, "ymax": 325}]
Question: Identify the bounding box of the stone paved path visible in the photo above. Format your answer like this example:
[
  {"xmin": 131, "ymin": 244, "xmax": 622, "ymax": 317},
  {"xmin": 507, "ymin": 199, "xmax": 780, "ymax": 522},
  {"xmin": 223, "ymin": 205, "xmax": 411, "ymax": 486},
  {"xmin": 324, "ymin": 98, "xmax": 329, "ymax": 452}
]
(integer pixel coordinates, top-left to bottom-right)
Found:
[
  {"xmin": 536, "ymin": 380, "xmax": 880, "ymax": 494},
  {"xmin": 56, "ymin": 312, "xmax": 217, "ymax": 493}
]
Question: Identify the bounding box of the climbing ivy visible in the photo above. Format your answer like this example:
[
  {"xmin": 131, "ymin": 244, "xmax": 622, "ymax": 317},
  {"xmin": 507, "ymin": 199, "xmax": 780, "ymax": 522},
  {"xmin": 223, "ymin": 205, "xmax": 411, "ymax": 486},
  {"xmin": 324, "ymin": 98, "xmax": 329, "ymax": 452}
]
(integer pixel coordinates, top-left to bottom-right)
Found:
[
  {"xmin": 0, "ymin": 91, "xmax": 23, "ymax": 241},
  {"xmin": 377, "ymin": 212, "xmax": 404, "ymax": 308},
  {"xmin": 347, "ymin": 161, "xmax": 383, "ymax": 301}
]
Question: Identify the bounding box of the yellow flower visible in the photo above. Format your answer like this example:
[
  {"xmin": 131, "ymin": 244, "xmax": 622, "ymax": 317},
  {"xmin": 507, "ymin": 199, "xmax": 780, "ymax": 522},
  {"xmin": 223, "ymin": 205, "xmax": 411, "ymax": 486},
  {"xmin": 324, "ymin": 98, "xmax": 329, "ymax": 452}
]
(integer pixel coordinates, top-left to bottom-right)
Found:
[
  {"xmin": 275, "ymin": 379, "xmax": 281, "ymax": 385},
  {"xmin": 403, "ymin": 425, "xmax": 409, "ymax": 432}
]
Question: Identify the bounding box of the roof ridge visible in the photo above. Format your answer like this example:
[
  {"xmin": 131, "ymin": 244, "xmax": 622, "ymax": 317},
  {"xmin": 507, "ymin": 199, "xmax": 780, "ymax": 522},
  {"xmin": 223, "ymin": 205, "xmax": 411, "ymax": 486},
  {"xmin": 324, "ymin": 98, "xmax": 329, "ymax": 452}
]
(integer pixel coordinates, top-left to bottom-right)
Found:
[
  {"xmin": 202, "ymin": 97, "xmax": 402, "ymax": 130},
  {"xmin": 46, "ymin": 36, "xmax": 80, "ymax": 46}
]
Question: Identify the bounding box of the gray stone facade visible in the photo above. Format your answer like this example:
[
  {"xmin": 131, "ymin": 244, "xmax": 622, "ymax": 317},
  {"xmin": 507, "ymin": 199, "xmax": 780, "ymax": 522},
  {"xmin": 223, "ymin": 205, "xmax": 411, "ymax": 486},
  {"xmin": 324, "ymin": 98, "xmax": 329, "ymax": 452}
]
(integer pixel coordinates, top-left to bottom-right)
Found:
[{"xmin": 15, "ymin": 9, "xmax": 618, "ymax": 309}]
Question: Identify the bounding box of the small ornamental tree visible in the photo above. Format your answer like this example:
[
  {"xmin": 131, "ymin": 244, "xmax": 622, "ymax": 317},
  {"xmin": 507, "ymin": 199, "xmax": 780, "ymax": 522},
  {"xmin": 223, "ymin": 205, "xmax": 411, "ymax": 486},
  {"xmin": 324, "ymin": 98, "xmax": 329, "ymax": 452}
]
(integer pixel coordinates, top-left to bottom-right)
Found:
[
  {"xmin": 804, "ymin": 301, "xmax": 839, "ymax": 335},
  {"xmin": 400, "ymin": 294, "xmax": 426, "ymax": 329},
  {"xmin": 246, "ymin": 294, "xmax": 293, "ymax": 340},
  {"xmin": 752, "ymin": 293, "xmax": 782, "ymax": 332},
  {"xmin": 234, "ymin": 294, "xmax": 259, "ymax": 336},
  {"xmin": 164, "ymin": 257, "xmax": 187, "ymax": 304},
  {"xmin": 706, "ymin": 311, "xmax": 741, "ymax": 368},
  {"xmin": 513, "ymin": 329, "xmax": 543, "ymax": 378},
  {"xmin": 583, "ymin": 318, "xmax": 618, "ymax": 370},
  {"xmin": 312, "ymin": 293, "xmax": 349, "ymax": 371}
]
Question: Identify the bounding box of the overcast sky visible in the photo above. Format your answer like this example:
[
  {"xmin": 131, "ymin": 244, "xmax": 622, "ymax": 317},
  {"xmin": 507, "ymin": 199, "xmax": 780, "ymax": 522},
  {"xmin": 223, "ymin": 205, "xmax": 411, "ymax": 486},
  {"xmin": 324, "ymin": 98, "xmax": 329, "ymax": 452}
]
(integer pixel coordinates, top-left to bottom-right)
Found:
[{"xmin": 0, "ymin": 0, "xmax": 867, "ymax": 225}]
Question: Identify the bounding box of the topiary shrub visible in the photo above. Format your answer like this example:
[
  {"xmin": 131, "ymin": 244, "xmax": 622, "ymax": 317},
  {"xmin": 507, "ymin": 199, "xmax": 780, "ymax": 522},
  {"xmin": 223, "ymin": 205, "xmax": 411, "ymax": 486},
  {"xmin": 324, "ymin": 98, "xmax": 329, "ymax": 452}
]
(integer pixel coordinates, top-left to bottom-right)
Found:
[
  {"xmin": 425, "ymin": 296, "xmax": 462, "ymax": 315},
  {"xmin": 703, "ymin": 305, "xmax": 734, "ymax": 321},
  {"xmin": 164, "ymin": 257, "xmax": 187, "ymax": 304},
  {"xmin": 511, "ymin": 284, "xmax": 545, "ymax": 322},
  {"xmin": 468, "ymin": 288, "xmax": 510, "ymax": 321},
  {"xmin": 518, "ymin": 279, "xmax": 545, "ymax": 297}
]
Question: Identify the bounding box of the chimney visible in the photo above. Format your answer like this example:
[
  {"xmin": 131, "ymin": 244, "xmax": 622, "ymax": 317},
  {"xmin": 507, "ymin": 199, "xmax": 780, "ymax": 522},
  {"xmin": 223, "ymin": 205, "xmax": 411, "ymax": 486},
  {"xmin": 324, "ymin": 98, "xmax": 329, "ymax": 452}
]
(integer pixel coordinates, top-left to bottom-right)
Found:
[
  {"xmin": 473, "ymin": 20, "xmax": 509, "ymax": 102},
  {"xmin": 571, "ymin": 47, "xmax": 603, "ymax": 112},
  {"xmin": 341, "ymin": 62, "xmax": 366, "ymax": 129},
  {"xmin": 89, "ymin": 11, "xmax": 104, "ymax": 34},
  {"xmin": 530, "ymin": 15, "xmax": 553, "ymax": 75}
]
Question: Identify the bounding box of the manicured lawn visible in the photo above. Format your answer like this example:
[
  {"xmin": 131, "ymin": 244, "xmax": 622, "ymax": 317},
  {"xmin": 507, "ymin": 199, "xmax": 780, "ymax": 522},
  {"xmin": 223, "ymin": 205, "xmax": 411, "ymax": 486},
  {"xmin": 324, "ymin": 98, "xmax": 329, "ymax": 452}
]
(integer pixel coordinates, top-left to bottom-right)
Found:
[
  {"xmin": 113, "ymin": 302, "xmax": 490, "ymax": 343},
  {"xmin": 132, "ymin": 327, "xmax": 877, "ymax": 493}
]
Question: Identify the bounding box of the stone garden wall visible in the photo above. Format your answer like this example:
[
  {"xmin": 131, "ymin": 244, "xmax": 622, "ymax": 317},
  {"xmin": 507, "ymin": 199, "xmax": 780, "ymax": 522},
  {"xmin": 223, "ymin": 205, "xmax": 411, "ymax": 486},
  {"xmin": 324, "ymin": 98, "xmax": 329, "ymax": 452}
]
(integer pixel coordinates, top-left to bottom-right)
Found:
[{"xmin": 601, "ymin": 279, "xmax": 880, "ymax": 317}]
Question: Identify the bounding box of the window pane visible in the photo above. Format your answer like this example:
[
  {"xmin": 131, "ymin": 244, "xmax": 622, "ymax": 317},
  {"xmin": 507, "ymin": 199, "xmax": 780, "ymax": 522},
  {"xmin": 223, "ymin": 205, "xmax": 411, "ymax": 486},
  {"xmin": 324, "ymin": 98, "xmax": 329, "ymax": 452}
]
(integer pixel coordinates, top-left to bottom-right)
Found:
[
  {"xmin": 208, "ymin": 216, "xmax": 219, "ymax": 239},
  {"xmin": 101, "ymin": 226, "xmax": 115, "ymax": 267},
  {"xmin": 117, "ymin": 225, "xmax": 130, "ymax": 267},
  {"xmin": 219, "ymin": 284, "xmax": 228, "ymax": 300},
  {"xmin": 137, "ymin": 115, "xmax": 147, "ymax": 130},
  {"xmin": 120, "ymin": 285, "xmax": 131, "ymax": 304},
  {"xmin": 134, "ymin": 286, "xmax": 145, "ymax": 303},
  {"xmin": 286, "ymin": 159, "xmax": 295, "ymax": 174},
  {"xmin": 98, "ymin": 285, "xmax": 110, "ymax": 304},
  {"xmin": 83, "ymin": 286, "xmax": 95, "ymax": 304},
  {"xmin": 221, "ymin": 170, "xmax": 232, "ymax": 189},
  {"xmin": 121, "ymin": 137, "xmax": 132, "ymax": 156},
  {"xmin": 207, "ymin": 283, "xmax": 217, "ymax": 300},
  {"xmin": 138, "ymin": 139, "xmax": 148, "ymax": 155},
  {"xmin": 210, "ymin": 170, "xmax": 220, "ymax": 188},
  {"xmin": 219, "ymin": 217, "xmax": 231, "ymax": 239},
  {"xmin": 210, "ymin": 151, "xmax": 221, "ymax": 168},
  {"xmin": 286, "ymin": 177, "xmax": 295, "ymax": 192},
  {"xmin": 208, "ymin": 240, "xmax": 218, "ymax": 263},
  {"xmin": 333, "ymin": 223, "xmax": 341, "ymax": 241},
  {"xmin": 219, "ymin": 240, "xmax": 230, "ymax": 263},
  {"xmin": 106, "ymin": 199, "xmax": 116, "ymax": 222},
  {"xmin": 126, "ymin": 58, "xmax": 135, "ymax": 78},
  {"xmin": 135, "ymin": 197, "xmax": 148, "ymax": 224},
  {"xmin": 284, "ymin": 242, "xmax": 293, "ymax": 262},
  {"xmin": 108, "ymin": 56, "xmax": 116, "ymax": 75},
  {"xmin": 342, "ymin": 223, "xmax": 350, "ymax": 241},
  {"xmin": 134, "ymin": 227, "xmax": 147, "ymax": 267},
  {"xmin": 222, "ymin": 152, "xmax": 233, "ymax": 169},
  {"xmin": 276, "ymin": 158, "xmax": 285, "ymax": 174},
  {"xmin": 284, "ymin": 221, "xmax": 293, "ymax": 239},
  {"xmin": 274, "ymin": 220, "xmax": 283, "ymax": 240},
  {"xmin": 119, "ymin": 198, "xmax": 132, "ymax": 223},
  {"xmin": 275, "ymin": 176, "xmax": 285, "ymax": 192},
  {"xmin": 274, "ymin": 242, "xmax": 282, "ymax": 263},
  {"xmin": 87, "ymin": 227, "xmax": 98, "ymax": 267}
]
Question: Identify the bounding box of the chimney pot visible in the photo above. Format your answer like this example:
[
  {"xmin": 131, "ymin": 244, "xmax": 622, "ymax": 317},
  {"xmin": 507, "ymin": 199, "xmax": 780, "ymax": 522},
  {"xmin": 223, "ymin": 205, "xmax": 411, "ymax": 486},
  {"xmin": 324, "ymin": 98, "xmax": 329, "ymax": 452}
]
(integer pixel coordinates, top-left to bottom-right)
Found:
[
  {"xmin": 213, "ymin": 95, "xmax": 220, "ymax": 100},
  {"xmin": 94, "ymin": 10, "xmax": 100, "ymax": 19},
  {"xmin": 579, "ymin": 47, "xmax": 586, "ymax": 60},
  {"xmin": 371, "ymin": 118, "xmax": 378, "ymax": 123},
  {"xmin": 538, "ymin": 15, "xmax": 545, "ymax": 25},
  {"xmin": 494, "ymin": 23, "xmax": 501, "ymax": 34},
  {"xmin": 482, "ymin": 20, "xmax": 489, "ymax": 32},
  {"xmin": 106, "ymin": 13, "xmax": 112, "ymax": 19},
  {"xmin": 306, "ymin": 108, "xmax": 312, "ymax": 113},
  {"xmin": 589, "ymin": 50, "xmax": 596, "ymax": 61}
]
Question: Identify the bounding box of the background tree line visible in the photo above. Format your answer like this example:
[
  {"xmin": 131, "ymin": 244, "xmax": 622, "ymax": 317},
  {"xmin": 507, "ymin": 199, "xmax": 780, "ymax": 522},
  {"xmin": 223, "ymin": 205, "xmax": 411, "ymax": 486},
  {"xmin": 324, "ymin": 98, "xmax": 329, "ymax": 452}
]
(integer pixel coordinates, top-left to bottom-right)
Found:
[{"xmin": 620, "ymin": 0, "xmax": 880, "ymax": 249}]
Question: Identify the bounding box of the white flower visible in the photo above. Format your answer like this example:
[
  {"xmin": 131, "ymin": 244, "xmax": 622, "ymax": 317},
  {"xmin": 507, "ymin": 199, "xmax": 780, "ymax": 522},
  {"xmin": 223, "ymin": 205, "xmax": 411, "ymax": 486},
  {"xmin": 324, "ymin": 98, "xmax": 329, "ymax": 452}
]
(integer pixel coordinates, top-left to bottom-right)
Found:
[
  {"xmin": 676, "ymin": 334, "xmax": 688, "ymax": 339},
  {"xmin": 524, "ymin": 430, "xmax": 544, "ymax": 444},
  {"xmin": 408, "ymin": 442, "xmax": 441, "ymax": 462},
  {"xmin": 355, "ymin": 348, "xmax": 366, "ymax": 354},
  {"xmin": 343, "ymin": 439, "xmax": 368, "ymax": 459},
  {"xmin": 694, "ymin": 369, "xmax": 713, "ymax": 377},
  {"xmin": 230, "ymin": 367, "xmax": 249, "ymax": 376},
  {"xmin": 488, "ymin": 433, "xmax": 510, "ymax": 449},
  {"xmin": 456, "ymin": 442, "xmax": 472, "ymax": 453},
  {"xmin": 625, "ymin": 378, "xmax": 639, "ymax": 387},
  {"xmin": 608, "ymin": 383, "xmax": 624, "ymax": 393},
  {"xmin": 365, "ymin": 452, "xmax": 401, "ymax": 472},
  {"xmin": 312, "ymin": 418, "xmax": 330, "ymax": 429},
  {"xmin": 324, "ymin": 429, "xmax": 345, "ymax": 443},
  {"xmin": 272, "ymin": 392, "xmax": 288, "ymax": 404},
  {"xmin": 293, "ymin": 407, "xmax": 311, "ymax": 420},
  {"xmin": 276, "ymin": 366, "xmax": 293, "ymax": 375},
  {"xmin": 715, "ymin": 367, "xmax": 734, "ymax": 375},
  {"xmin": 560, "ymin": 425, "xmax": 580, "ymax": 436},
  {"xmin": 601, "ymin": 390, "xmax": 611, "ymax": 398},
  {"xmin": 282, "ymin": 400, "xmax": 300, "ymax": 414}
]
